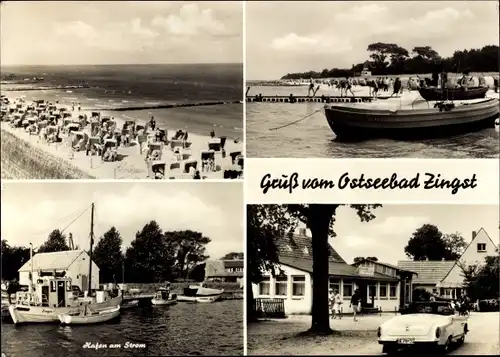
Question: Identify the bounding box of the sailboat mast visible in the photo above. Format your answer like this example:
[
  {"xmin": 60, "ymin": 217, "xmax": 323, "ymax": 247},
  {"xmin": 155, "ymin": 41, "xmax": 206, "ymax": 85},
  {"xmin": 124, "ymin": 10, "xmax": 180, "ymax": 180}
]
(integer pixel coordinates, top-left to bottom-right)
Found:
[
  {"xmin": 29, "ymin": 242, "xmax": 33, "ymax": 293},
  {"xmin": 88, "ymin": 203, "xmax": 94, "ymax": 294}
]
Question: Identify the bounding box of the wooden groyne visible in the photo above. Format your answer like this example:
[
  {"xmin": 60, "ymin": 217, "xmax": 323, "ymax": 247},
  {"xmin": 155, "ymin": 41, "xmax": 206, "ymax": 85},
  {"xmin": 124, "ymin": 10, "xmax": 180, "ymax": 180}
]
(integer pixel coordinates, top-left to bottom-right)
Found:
[
  {"xmin": 90, "ymin": 100, "xmax": 242, "ymax": 112},
  {"xmin": 246, "ymin": 95, "xmax": 389, "ymax": 103},
  {"xmin": 4, "ymin": 85, "xmax": 90, "ymax": 91}
]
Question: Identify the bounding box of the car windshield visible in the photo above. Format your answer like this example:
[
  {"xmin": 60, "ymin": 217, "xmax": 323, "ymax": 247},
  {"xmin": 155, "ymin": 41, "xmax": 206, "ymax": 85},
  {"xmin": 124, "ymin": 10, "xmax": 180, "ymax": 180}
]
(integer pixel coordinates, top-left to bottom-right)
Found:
[{"xmin": 406, "ymin": 302, "xmax": 455, "ymax": 315}]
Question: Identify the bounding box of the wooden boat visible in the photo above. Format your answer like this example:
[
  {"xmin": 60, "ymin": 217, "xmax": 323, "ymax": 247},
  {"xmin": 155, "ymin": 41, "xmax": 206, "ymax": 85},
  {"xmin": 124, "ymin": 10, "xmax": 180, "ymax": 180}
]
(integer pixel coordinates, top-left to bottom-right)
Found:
[
  {"xmin": 177, "ymin": 284, "xmax": 223, "ymax": 303},
  {"xmin": 324, "ymin": 97, "xmax": 499, "ymax": 141},
  {"xmin": 177, "ymin": 295, "xmax": 221, "ymax": 303},
  {"xmin": 151, "ymin": 289, "xmax": 177, "ymax": 306},
  {"xmin": 418, "ymin": 86, "xmax": 488, "ymax": 101},
  {"xmin": 58, "ymin": 305, "xmax": 120, "ymax": 325},
  {"xmin": 121, "ymin": 299, "xmax": 139, "ymax": 309}
]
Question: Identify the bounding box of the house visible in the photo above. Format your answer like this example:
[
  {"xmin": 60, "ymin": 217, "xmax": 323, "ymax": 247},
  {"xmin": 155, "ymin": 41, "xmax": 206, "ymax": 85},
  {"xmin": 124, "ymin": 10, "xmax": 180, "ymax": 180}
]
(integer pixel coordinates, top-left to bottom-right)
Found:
[
  {"xmin": 205, "ymin": 259, "xmax": 244, "ymax": 283},
  {"xmin": 18, "ymin": 250, "xmax": 100, "ymax": 291},
  {"xmin": 398, "ymin": 228, "xmax": 498, "ymax": 299},
  {"xmin": 252, "ymin": 228, "xmax": 416, "ymax": 315}
]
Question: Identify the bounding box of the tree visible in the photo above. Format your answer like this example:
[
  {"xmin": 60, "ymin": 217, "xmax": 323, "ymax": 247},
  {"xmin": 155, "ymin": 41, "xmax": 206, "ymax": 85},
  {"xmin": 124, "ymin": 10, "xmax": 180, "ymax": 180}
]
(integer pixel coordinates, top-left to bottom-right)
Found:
[
  {"xmin": 1, "ymin": 240, "xmax": 30, "ymax": 281},
  {"xmin": 404, "ymin": 224, "xmax": 448, "ymax": 260},
  {"xmin": 459, "ymin": 255, "xmax": 499, "ymax": 301},
  {"xmin": 93, "ymin": 227, "xmax": 124, "ymax": 284},
  {"xmin": 442, "ymin": 232, "xmax": 467, "ymax": 260},
  {"xmin": 412, "ymin": 46, "xmax": 440, "ymax": 61},
  {"xmin": 366, "ymin": 43, "xmax": 409, "ymax": 73},
  {"xmin": 188, "ymin": 263, "xmax": 206, "ymax": 282},
  {"xmin": 125, "ymin": 221, "xmax": 175, "ymax": 283},
  {"xmin": 353, "ymin": 256, "xmax": 378, "ymax": 264},
  {"xmin": 247, "ymin": 204, "xmax": 381, "ymax": 334},
  {"xmin": 221, "ymin": 252, "xmax": 244, "ymax": 260},
  {"xmin": 166, "ymin": 230, "xmax": 211, "ymax": 280},
  {"xmin": 38, "ymin": 229, "xmax": 70, "ymax": 253}
]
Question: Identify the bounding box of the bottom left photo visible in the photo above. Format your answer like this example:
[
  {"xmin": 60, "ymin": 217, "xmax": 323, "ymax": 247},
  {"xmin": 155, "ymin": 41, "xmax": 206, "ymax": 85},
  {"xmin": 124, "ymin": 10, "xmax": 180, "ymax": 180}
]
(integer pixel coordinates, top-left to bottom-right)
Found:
[{"xmin": 1, "ymin": 181, "xmax": 244, "ymax": 356}]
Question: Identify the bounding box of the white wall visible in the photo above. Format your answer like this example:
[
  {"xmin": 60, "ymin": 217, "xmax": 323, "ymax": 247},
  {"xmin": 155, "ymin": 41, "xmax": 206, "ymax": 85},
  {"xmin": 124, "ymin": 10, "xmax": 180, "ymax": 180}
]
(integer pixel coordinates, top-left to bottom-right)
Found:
[
  {"xmin": 252, "ymin": 264, "xmax": 313, "ymax": 314},
  {"xmin": 441, "ymin": 230, "xmax": 497, "ymax": 287}
]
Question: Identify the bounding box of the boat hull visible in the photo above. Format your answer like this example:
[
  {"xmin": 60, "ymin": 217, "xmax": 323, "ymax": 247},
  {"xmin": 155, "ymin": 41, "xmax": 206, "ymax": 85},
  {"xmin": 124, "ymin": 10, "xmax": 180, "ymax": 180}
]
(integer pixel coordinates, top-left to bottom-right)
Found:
[
  {"xmin": 418, "ymin": 87, "xmax": 489, "ymax": 101},
  {"xmin": 121, "ymin": 300, "xmax": 139, "ymax": 309},
  {"xmin": 59, "ymin": 306, "xmax": 120, "ymax": 325},
  {"xmin": 9, "ymin": 296, "xmax": 122, "ymax": 324},
  {"xmin": 324, "ymin": 98, "xmax": 499, "ymax": 141},
  {"xmin": 177, "ymin": 295, "xmax": 221, "ymax": 303},
  {"xmin": 151, "ymin": 298, "xmax": 177, "ymax": 306}
]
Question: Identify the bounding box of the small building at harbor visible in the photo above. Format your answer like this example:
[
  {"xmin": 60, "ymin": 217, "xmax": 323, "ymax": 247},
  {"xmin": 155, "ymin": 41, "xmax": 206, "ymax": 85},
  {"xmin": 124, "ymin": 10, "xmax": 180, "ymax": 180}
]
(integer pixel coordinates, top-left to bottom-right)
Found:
[
  {"xmin": 251, "ymin": 229, "xmax": 416, "ymax": 315},
  {"xmin": 205, "ymin": 259, "xmax": 244, "ymax": 283},
  {"xmin": 398, "ymin": 228, "xmax": 498, "ymax": 299},
  {"xmin": 18, "ymin": 250, "xmax": 100, "ymax": 291}
]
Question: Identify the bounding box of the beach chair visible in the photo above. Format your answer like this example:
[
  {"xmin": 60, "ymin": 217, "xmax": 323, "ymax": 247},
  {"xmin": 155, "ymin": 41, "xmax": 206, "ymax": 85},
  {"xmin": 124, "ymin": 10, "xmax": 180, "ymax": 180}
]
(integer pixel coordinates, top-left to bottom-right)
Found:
[
  {"xmin": 102, "ymin": 138, "xmax": 118, "ymax": 162},
  {"xmin": 87, "ymin": 137, "xmax": 102, "ymax": 156},
  {"xmin": 230, "ymin": 151, "xmax": 242, "ymax": 165},
  {"xmin": 208, "ymin": 138, "xmax": 222, "ymax": 152},
  {"xmin": 67, "ymin": 123, "xmax": 80, "ymax": 135},
  {"xmin": 201, "ymin": 150, "xmax": 216, "ymax": 172},
  {"xmin": 223, "ymin": 169, "xmax": 241, "ymax": 179},
  {"xmin": 146, "ymin": 142, "xmax": 164, "ymax": 161},
  {"xmin": 72, "ymin": 131, "xmax": 89, "ymax": 152},
  {"xmin": 236, "ymin": 155, "xmax": 244, "ymax": 169},
  {"xmin": 170, "ymin": 139, "xmax": 183, "ymax": 151},
  {"xmin": 183, "ymin": 159, "xmax": 198, "ymax": 174},
  {"xmin": 182, "ymin": 152, "xmax": 191, "ymax": 161},
  {"xmin": 147, "ymin": 161, "xmax": 166, "ymax": 179},
  {"xmin": 90, "ymin": 121, "xmax": 100, "ymax": 136},
  {"xmin": 169, "ymin": 162, "xmax": 181, "ymax": 171}
]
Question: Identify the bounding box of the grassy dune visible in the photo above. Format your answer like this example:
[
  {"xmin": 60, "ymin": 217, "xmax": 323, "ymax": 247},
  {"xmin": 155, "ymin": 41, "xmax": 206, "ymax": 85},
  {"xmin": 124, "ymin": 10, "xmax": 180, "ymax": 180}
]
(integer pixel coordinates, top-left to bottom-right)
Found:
[{"xmin": 1, "ymin": 129, "xmax": 94, "ymax": 179}]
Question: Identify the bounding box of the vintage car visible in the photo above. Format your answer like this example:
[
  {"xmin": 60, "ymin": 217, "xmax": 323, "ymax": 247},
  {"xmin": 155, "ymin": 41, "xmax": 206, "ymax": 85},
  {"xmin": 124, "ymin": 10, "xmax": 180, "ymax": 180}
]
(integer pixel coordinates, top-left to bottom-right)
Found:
[{"xmin": 377, "ymin": 301, "xmax": 468, "ymax": 354}]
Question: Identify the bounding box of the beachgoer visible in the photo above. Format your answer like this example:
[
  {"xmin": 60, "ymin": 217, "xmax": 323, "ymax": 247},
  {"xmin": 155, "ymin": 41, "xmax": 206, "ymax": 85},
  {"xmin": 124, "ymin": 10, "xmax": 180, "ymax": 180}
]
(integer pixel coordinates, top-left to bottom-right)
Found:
[
  {"xmin": 210, "ymin": 129, "xmax": 215, "ymax": 138},
  {"xmin": 193, "ymin": 170, "xmax": 201, "ymax": 179},
  {"xmin": 349, "ymin": 289, "xmax": 362, "ymax": 322},
  {"xmin": 308, "ymin": 78, "xmax": 315, "ymax": 97},
  {"xmin": 390, "ymin": 78, "xmax": 401, "ymax": 97},
  {"xmin": 345, "ymin": 77, "xmax": 355, "ymax": 97},
  {"xmin": 331, "ymin": 289, "xmax": 342, "ymax": 319},
  {"xmin": 150, "ymin": 116, "xmax": 156, "ymax": 131}
]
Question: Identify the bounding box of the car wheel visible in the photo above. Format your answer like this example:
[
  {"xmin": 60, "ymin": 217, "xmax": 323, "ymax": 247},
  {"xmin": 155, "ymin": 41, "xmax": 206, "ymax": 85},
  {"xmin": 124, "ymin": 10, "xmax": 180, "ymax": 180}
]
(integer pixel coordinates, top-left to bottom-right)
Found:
[
  {"xmin": 437, "ymin": 337, "xmax": 452, "ymax": 354},
  {"xmin": 457, "ymin": 335, "xmax": 465, "ymax": 346},
  {"xmin": 382, "ymin": 344, "xmax": 398, "ymax": 355}
]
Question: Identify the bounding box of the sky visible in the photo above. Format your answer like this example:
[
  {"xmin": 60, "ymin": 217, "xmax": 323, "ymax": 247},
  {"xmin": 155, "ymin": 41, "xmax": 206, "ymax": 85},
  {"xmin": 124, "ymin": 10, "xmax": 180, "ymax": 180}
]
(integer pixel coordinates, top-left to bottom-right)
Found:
[
  {"xmin": 310, "ymin": 205, "xmax": 500, "ymax": 265},
  {"xmin": 246, "ymin": 1, "xmax": 500, "ymax": 80},
  {"xmin": 1, "ymin": 182, "xmax": 243, "ymax": 260},
  {"xmin": 0, "ymin": 1, "xmax": 243, "ymax": 66}
]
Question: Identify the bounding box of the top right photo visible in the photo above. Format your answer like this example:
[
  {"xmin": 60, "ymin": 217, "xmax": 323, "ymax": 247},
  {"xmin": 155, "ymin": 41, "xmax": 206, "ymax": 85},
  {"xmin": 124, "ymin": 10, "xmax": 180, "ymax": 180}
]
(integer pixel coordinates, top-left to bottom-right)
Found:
[{"xmin": 245, "ymin": 1, "xmax": 499, "ymax": 159}]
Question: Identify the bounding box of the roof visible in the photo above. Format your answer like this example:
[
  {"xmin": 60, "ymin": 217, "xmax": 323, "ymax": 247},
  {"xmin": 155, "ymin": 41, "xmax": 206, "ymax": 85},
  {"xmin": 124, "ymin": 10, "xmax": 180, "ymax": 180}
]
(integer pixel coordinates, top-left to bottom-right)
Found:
[
  {"xmin": 18, "ymin": 250, "xmax": 89, "ymax": 272},
  {"xmin": 223, "ymin": 260, "xmax": 243, "ymax": 268},
  {"xmin": 279, "ymin": 256, "xmax": 399, "ymax": 282},
  {"xmin": 276, "ymin": 233, "xmax": 346, "ymax": 263},
  {"xmin": 352, "ymin": 258, "xmax": 417, "ymax": 275},
  {"xmin": 397, "ymin": 260, "xmax": 455, "ymax": 285},
  {"xmin": 205, "ymin": 260, "xmax": 243, "ymax": 278}
]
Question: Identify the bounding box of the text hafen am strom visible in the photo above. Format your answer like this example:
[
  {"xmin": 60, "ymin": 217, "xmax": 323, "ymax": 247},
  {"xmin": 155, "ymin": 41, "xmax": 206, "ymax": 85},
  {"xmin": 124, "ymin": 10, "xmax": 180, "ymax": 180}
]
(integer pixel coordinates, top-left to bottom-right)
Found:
[{"xmin": 260, "ymin": 172, "xmax": 478, "ymax": 195}]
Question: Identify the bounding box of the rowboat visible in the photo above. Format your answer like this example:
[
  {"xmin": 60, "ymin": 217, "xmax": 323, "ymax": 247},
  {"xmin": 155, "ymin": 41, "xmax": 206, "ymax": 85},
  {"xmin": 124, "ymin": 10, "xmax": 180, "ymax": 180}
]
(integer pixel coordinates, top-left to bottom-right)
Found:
[
  {"xmin": 151, "ymin": 289, "xmax": 177, "ymax": 306},
  {"xmin": 58, "ymin": 305, "xmax": 120, "ymax": 325},
  {"xmin": 418, "ymin": 86, "xmax": 489, "ymax": 101},
  {"xmin": 121, "ymin": 299, "xmax": 139, "ymax": 309},
  {"xmin": 324, "ymin": 97, "xmax": 499, "ymax": 141}
]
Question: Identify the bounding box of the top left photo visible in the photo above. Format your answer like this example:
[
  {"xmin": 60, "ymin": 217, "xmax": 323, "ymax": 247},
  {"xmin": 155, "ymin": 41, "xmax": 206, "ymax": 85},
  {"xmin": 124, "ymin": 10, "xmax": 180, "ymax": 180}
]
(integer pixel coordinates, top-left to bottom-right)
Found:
[{"xmin": 0, "ymin": 1, "xmax": 244, "ymax": 180}]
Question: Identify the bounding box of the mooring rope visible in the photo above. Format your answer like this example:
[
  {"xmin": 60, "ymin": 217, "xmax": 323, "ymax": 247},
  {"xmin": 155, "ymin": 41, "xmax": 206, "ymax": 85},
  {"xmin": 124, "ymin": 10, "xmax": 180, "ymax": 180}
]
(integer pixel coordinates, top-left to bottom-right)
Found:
[{"xmin": 269, "ymin": 107, "xmax": 324, "ymax": 131}]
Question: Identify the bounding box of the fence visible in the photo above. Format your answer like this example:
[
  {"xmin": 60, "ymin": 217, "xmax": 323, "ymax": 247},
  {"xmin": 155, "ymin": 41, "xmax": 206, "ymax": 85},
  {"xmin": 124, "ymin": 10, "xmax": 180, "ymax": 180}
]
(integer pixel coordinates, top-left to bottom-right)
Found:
[{"xmin": 253, "ymin": 298, "xmax": 286, "ymax": 319}]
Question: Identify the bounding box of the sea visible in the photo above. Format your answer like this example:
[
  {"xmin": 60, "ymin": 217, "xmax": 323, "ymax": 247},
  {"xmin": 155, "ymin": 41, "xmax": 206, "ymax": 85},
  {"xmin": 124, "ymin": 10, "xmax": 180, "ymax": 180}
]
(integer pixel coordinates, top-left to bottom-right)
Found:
[
  {"xmin": 1, "ymin": 64, "xmax": 243, "ymax": 139},
  {"xmin": 1, "ymin": 300, "xmax": 243, "ymax": 356},
  {"xmin": 246, "ymin": 85, "xmax": 500, "ymax": 158}
]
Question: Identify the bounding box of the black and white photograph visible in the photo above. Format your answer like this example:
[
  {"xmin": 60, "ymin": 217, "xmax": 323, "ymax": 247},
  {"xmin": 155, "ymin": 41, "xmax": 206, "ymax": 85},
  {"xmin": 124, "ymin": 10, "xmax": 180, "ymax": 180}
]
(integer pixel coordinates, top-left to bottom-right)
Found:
[
  {"xmin": 1, "ymin": 1, "xmax": 244, "ymax": 179},
  {"xmin": 245, "ymin": 1, "xmax": 499, "ymax": 158},
  {"xmin": 247, "ymin": 204, "xmax": 499, "ymax": 355},
  {"xmin": 1, "ymin": 182, "xmax": 244, "ymax": 356}
]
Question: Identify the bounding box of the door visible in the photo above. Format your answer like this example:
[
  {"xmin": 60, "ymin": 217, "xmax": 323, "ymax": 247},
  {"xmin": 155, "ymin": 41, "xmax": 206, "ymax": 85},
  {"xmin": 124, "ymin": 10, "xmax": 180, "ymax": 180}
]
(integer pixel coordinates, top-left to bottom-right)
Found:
[
  {"xmin": 57, "ymin": 281, "xmax": 66, "ymax": 307},
  {"xmin": 41, "ymin": 286, "xmax": 49, "ymax": 306},
  {"xmin": 357, "ymin": 282, "xmax": 368, "ymax": 307},
  {"xmin": 81, "ymin": 275, "xmax": 88, "ymax": 292}
]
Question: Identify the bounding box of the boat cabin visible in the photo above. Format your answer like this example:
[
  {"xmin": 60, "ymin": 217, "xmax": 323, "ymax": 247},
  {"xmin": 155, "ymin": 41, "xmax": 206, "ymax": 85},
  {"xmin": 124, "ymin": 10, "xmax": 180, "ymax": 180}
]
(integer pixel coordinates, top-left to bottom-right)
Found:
[
  {"xmin": 15, "ymin": 276, "xmax": 75, "ymax": 308},
  {"xmin": 154, "ymin": 288, "xmax": 171, "ymax": 300}
]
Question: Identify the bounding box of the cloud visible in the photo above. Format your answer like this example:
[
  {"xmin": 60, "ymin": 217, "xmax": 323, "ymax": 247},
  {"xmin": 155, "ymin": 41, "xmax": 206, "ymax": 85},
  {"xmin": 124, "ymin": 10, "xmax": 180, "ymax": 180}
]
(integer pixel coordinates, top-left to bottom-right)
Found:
[
  {"xmin": 152, "ymin": 3, "xmax": 228, "ymax": 38},
  {"xmin": 270, "ymin": 33, "xmax": 352, "ymax": 54},
  {"xmin": 54, "ymin": 20, "xmax": 98, "ymax": 40}
]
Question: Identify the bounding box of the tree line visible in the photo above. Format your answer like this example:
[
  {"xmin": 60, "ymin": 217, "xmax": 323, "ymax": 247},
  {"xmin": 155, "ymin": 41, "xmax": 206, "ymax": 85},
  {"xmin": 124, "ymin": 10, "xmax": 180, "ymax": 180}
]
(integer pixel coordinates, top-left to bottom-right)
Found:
[
  {"xmin": 281, "ymin": 43, "xmax": 499, "ymax": 79},
  {"xmin": 2, "ymin": 220, "xmax": 244, "ymax": 284},
  {"xmin": 247, "ymin": 204, "xmax": 498, "ymax": 335}
]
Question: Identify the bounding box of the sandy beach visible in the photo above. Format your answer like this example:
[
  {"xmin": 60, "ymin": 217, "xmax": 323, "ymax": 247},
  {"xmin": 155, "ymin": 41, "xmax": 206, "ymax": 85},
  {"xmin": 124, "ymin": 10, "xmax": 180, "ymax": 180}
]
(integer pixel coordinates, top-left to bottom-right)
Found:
[{"xmin": 1, "ymin": 92, "xmax": 244, "ymax": 180}]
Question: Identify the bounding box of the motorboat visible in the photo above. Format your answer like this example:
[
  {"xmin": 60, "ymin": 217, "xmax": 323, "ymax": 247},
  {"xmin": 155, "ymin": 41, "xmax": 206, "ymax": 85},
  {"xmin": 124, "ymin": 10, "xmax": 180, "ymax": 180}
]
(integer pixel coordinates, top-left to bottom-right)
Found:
[
  {"xmin": 151, "ymin": 288, "xmax": 177, "ymax": 306},
  {"xmin": 177, "ymin": 284, "xmax": 223, "ymax": 303},
  {"xmin": 58, "ymin": 305, "xmax": 120, "ymax": 325},
  {"xmin": 418, "ymin": 86, "xmax": 489, "ymax": 101},
  {"xmin": 324, "ymin": 97, "xmax": 499, "ymax": 141}
]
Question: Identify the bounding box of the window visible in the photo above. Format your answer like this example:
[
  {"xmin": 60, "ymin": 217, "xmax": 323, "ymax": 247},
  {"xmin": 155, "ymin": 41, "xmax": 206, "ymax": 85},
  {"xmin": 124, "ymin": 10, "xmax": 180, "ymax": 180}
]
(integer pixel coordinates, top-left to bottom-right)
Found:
[
  {"xmin": 343, "ymin": 280, "xmax": 353, "ymax": 297},
  {"xmin": 259, "ymin": 277, "xmax": 270, "ymax": 296},
  {"xmin": 389, "ymin": 282, "xmax": 397, "ymax": 298},
  {"xmin": 368, "ymin": 284, "xmax": 377, "ymax": 298},
  {"xmin": 329, "ymin": 278, "xmax": 340, "ymax": 293},
  {"xmin": 477, "ymin": 243, "xmax": 486, "ymax": 252},
  {"xmin": 379, "ymin": 283, "xmax": 387, "ymax": 298},
  {"xmin": 292, "ymin": 276, "xmax": 306, "ymax": 297},
  {"xmin": 275, "ymin": 275, "xmax": 288, "ymax": 296}
]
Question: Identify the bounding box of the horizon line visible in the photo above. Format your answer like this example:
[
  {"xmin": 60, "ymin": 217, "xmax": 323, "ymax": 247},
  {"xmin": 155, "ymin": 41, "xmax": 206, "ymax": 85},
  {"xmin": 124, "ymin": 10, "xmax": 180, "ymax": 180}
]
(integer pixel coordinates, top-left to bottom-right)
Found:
[{"xmin": 0, "ymin": 62, "xmax": 243, "ymax": 68}]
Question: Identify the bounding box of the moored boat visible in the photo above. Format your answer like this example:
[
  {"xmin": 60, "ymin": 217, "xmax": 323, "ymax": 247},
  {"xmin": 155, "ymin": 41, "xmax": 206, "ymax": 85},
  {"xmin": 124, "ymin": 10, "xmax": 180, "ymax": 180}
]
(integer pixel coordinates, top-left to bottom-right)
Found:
[
  {"xmin": 324, "ymin": 97, "xmax": 499, "ymax": 141},
  {"xmin": 58, "ymin": 305, "xmax": 120, "ymax": 325},
  {"xmin": 418, "ymin": 86, "xmax": 489, "ymax": 101},
  {"xmin": 177, "ymin": 284, "xmax": 223, "ymax": 303},
  {"xmin": 121, "ymin": 299, "xmax": 139, "ymax": 309},
  {"xmin": 151, "ymin": 288, "xmax": 177, "ymax": 306}
]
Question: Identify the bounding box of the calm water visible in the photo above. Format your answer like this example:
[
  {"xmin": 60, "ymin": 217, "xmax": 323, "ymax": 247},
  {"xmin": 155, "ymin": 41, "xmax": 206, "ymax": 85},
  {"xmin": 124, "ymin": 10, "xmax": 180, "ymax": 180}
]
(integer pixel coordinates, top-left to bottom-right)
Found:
[
  {"xmin": 246, "ymin": 85, "xmax": 500, "ymax": 158},
  {"xmin": 1, "ymin": 300, "xmax": 243, "ymax": 356},
  {"xmin": 1, "ymin": 64, "xmax": 243, "ymax": 138}
]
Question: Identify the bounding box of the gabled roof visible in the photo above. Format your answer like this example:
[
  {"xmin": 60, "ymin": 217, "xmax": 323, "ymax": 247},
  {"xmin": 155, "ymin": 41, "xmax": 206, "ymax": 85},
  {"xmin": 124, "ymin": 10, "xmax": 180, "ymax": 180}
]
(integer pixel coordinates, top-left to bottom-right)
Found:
[
  {"xmin": 279, "ymin": 256, "xmax": 398, "ymax": 282},
  {"xmin": 205, "ymin": 260, "xmax": 243, "ymax": 278},
  {"xmin": 351, "ymin": 258, "xmax": 417, "ymax": 275},
  {"xmin": 397, "ymin": 260, "xmax": 455, "ymax": 285},
  {"xmin": 18, "ymin": 250, "xmax": 88, "ymax": 272},
  {"xmin": 440, "ymin": 228, "xmax": 498, "ymax": 283},
  {"xmin": 276, "ymin": 233, "xmax": 346, "ymax": 263}
]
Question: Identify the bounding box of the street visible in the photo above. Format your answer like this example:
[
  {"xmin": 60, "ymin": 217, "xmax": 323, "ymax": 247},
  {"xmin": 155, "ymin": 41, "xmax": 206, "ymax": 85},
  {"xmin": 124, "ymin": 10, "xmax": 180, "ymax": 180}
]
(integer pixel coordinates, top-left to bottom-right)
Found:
[{"xmin": 247, "ymin": 312, "xmax": 499, "ymax": 355}]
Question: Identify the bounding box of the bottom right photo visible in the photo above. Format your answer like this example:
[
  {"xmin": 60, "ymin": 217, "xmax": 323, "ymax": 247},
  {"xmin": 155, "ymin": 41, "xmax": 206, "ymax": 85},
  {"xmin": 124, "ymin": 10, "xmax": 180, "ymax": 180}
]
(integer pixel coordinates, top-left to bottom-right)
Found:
[{"xmin": 246, "ymin": 204, "xmax": 499, "ymax": 355}]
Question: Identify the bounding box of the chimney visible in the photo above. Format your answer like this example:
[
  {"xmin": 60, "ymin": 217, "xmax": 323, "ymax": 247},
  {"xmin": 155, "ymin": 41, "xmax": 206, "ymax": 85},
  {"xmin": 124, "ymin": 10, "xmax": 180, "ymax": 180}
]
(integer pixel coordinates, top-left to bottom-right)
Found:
[
  {"xmin": 298, "ymin": 228, "xmax": 307, "ymax": 237},
  {"xmin": 472, "ymin": 231, "xmax": 477, "ymax": 240}
]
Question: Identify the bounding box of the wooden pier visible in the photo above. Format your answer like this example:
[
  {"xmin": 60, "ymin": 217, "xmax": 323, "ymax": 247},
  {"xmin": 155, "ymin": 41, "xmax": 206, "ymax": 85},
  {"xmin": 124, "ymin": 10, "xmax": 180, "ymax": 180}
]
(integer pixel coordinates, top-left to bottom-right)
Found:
[{"xmin": 246, "ymin": 95, "xmax": 390, "ymax": 103}]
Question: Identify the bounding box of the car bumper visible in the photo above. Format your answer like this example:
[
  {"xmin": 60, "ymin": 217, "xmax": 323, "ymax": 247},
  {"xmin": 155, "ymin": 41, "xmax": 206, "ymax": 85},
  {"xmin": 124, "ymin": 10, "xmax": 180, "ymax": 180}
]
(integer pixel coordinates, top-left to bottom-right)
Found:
[{"xmin": 379, "ymin": 340, "xmax": 439, "ymax": 349}]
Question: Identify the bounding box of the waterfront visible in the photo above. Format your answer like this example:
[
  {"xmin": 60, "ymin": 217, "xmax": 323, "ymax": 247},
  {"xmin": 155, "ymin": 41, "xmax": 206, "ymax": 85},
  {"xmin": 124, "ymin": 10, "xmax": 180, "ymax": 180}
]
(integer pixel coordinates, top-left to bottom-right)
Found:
[{"xmin": 2, "ymin": 300, "xmax": 243, "ymax": 356}]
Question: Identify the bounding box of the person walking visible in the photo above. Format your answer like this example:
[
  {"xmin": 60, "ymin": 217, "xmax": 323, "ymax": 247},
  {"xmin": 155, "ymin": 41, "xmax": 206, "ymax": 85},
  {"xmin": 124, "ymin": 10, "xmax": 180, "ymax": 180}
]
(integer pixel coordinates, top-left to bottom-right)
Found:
[
  {"xmin": 332, "ymin": 289, "xmax": 342, "ymax": 319},
  {"xmin": 350, "ymin": 288, "xmax": 362, "ymax": 322}
]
